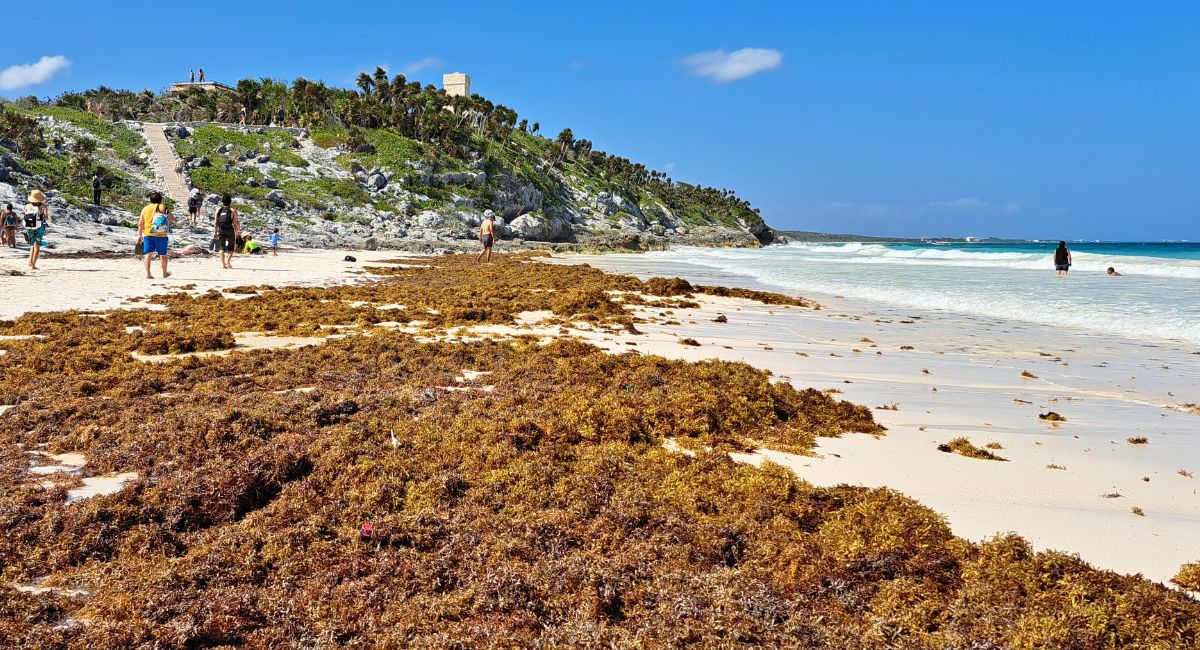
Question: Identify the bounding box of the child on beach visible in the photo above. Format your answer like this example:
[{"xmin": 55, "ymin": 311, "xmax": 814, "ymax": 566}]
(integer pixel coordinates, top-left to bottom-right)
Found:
[
  {"xmin": 23, "ymin": 190, "xmax": 51, "ymax": 270},
  {"xmin": 1, "ymin": 203, "xmax": 16, "ymax": 247},
  {"xmin": 270, "ymin": 228, "xmax": 281, "ymax": 256}
]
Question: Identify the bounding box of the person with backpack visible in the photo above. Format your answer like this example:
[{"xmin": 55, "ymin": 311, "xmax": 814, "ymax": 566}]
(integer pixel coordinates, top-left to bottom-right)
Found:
[
  {"xmin": 1, "ymin": 203, "xmax": 16, "ymax": 248},
  {"xmin": 213, "ymin": 193, "xmax": 241, "ymax": 269},
  {"xmin": 187, "ymin": 188, "xmax": 202, "ymax": 226},
  {"xmin": 23, "ymin": 190, "xmax": 51, "ymax": 270},
  {"xmin": 137, "ymin": 191, "xmax": 175, "ymax": 279},
  {"xmin": 91, "ymin": 170, "xmax": 104, "ymax": 205}
]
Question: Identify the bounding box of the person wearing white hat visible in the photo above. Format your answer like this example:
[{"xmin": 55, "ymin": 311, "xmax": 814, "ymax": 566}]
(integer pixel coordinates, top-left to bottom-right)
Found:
[{"xmin": 23, "ymin": 190, "xmax": 51, "ymax": 270}]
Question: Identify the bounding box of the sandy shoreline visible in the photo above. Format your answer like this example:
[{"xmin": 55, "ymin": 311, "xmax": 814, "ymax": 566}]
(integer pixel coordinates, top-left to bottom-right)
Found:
[{"xmin": 2, "ymin": 247, "xmax": 1197, "ymax": 587}]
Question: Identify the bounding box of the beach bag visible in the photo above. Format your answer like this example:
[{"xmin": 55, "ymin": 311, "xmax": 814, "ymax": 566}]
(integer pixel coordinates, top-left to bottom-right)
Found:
[
  {"xmin": 343, "ymin": 255, "xmax": 357, "ymax": 262},
  {"xmin": 23, "ymin": 209, "xmax": 39, "ymax": 228},
  {"xmin": 149, "ymin": 213, "xmax": 170, "ymax": 235}
]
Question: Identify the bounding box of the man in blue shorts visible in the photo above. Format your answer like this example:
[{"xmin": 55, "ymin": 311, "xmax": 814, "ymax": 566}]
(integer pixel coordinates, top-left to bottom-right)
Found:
[{"xmin": 138, "ymin": 192, "xmax": 175, "ymax": 279}]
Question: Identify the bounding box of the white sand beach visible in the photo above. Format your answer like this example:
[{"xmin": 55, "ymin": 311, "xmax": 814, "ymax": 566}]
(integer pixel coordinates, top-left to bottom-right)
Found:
[{"xmin": 2, "ymin": 247, "xmax": 1197, "ymax": 587}]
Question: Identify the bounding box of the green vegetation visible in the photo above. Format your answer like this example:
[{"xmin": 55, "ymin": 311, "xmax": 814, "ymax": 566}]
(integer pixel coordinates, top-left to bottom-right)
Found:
[
  {"xmin": 0, "ymin": 256, "xmax": 1195, "ymax": 646},
  {"xmin": 24, "ymin": 105, "xmax": 145, "ymax": 163},
  {"xmin": 48, "ymin": 71, "xmax": 772, "ymax": 241},
  {"xmin": 173, "ymin": 124, "xmax": 307, "ymax": 169},
  {"xmin": 1, "ymin": 104, "xmax": 149, "ymax": 212},
  {"xmin": 187, "ymin": 166, "xmax": 266, "ymax": 201}
]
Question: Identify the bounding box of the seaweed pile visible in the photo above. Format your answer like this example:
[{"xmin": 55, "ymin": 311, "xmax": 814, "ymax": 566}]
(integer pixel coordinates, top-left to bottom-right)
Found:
[{"xmin": 1, "ymin": 257, "xmax": 1197, "ymax": 647}]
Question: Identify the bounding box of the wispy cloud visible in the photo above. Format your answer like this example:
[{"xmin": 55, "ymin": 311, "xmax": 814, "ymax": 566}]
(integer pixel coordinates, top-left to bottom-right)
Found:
[
  {"xmin": 928, "ymin": 196, "xmax": 988, "ymax": 209},
  {"xmin": 928, "ymin": 197, "xmax": 1025, "ymax": 215},
  {"xmin": 401, "ymin": 57, "xmax": 445, "ymax": 77},
  {"xmin": 0, "ymin": 55, "xmax": 70, "ymax": 91},
  {"xmin": 683, "ymin": 48, "xmax": 782, "ymax": 83},
  {"xmin": 662, "ymin": 162, "xmax": 676, "ymax": 172}
]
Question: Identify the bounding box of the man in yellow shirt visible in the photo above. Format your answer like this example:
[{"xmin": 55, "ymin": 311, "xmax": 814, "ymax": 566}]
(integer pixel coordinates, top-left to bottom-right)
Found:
[{"xmin": 137, "ymin": 192, "xmax": 175, "ymax": 279}]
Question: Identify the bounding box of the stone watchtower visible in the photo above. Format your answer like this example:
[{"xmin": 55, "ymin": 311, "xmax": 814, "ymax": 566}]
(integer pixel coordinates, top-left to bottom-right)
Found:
[{"xmin": 443, "ymin": 72, "xmax": 470, "ymax": 97}]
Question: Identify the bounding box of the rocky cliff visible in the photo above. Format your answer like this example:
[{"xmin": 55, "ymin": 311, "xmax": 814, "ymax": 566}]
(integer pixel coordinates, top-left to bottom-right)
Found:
[{"xmin": 1, "ymin": 105, "xmax": 775, "ymax": 253}]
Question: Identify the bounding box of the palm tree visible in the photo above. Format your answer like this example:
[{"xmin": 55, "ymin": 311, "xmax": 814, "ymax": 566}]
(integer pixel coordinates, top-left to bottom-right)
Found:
[
  {"xmin": 555, "ymin": 128, "xmax": 575, "ymax": 156},
  {"xmin": 373, "ymin": 67, "xmax": 390, "ymax": 104},
  {"xmin": 531, "ymin": 122, "xmax": 540, "ymax": 135},
  {"xmin": 356, "ymin": 72, "xmax": 374, "ymax": 98}
]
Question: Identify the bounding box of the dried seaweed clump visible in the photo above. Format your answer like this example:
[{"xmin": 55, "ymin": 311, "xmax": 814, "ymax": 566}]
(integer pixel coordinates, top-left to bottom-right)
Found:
[
  {"xmin": 1173, "ymin": 562, "xmax": 1200, "ymax": 591},
  {"xmin": 1127, "ymin": 436, "xmax": 1148, "ymax": 445},
  {"xmin": 641, "ymin": 276, "xmax": 695, "ymax": 296},
  {"xmin": 692, "ymin": 284, "xmax": 813, "ymax": 307},
  {"xmin": 134, "ymin": 325, "xmax": 236, "ymax": 355},
  {"xmin": 937, "ymin": 437, "xmax": 1008, "ymax": 461}
]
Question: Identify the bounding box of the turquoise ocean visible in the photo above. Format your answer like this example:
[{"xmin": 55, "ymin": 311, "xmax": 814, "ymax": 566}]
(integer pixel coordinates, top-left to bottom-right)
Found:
[{"xmin": 586, "ymin": 242, "xmax": 1200, "ymax": 346}]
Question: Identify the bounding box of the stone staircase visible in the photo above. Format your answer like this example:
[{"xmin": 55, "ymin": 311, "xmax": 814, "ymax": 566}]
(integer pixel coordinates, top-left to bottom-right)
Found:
[{"xmin": 141, "ymin": 123, "xmax": 190, "ymax": 208}]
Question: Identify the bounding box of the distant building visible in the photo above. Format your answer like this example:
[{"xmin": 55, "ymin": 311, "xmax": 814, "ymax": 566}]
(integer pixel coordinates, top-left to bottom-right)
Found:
[
  {"xmin": 442, "ymin": 72, "xmax": 470, "ymax": 97},
  {"xmin": 169, "ymin": 81, "xmax": 236, "ymax": 94},
  {"xmin": 964, "ymin": 236, "xmax": 981, "ymax": 242}
]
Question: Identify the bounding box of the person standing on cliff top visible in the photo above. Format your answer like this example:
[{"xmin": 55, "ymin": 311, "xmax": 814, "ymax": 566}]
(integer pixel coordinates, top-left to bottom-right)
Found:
[
  {"xmin": 477, "ymin": 212, "xmax": 497, "ymax": 263},
  {"xmin": 190, "ymin": 69, "xmax": 195, "ymax": 83},
  {"xmin": 198, "ymin": 68, "xmax": 205, "ymax": 83}
]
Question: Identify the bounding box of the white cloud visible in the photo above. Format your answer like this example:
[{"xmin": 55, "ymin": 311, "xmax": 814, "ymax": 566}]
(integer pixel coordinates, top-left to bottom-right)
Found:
[
  {"xmin": 0, "ymin": 55, "xmax": 70, "ymax": 91},
  {"xmin": 683, "ymin": 48, "xmax": 782, "ymax": 83},
  {"xmin": 662, "ymin": 162, "xmax": 676, "ymax": 172},
  {"xmin": 401, "ymin": 57, "xmax": 445, "ymax": 77},
  {"xmin": 929, "ymin": 197, "xmax": 988, "ymax": 209},
  {"xmin": 1002, "ymin": 200, "xmax": 1023, "ymax": 214}
]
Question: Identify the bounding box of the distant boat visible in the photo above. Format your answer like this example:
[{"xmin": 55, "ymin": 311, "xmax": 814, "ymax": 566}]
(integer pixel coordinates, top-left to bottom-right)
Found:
[{"xmin": 932, "ymin": 241, "xmax": 951, "ymax": 246}]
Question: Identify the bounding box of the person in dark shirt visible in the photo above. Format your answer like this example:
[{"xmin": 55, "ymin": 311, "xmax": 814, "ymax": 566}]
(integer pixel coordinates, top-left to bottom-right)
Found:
[
  {"xmin": 1054, "ymin": 241, "xmax": 1072, "ymax": 277},
  {"xmin": 91, "ymin": 170, "xmax": 103, "ymax": 205}
]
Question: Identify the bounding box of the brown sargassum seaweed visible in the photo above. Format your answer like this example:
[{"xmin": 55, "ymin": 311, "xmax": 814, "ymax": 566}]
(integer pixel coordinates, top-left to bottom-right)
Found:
[{"xmin": 0, "ymin": 255, "xmax": 1197, "ymax": 648}]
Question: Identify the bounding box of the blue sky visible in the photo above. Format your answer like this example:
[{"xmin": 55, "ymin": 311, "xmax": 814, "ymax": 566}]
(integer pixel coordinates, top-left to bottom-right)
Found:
[{"xmin": 2, "ymin": 1, "xmax": 1197, "ymax": 240}]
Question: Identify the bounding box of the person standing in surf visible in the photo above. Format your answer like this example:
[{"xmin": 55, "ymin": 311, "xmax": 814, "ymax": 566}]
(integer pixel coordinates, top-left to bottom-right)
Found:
[{"xmin": 1054, "ymin": 241, "xmax": 1072, "ymax": 277}]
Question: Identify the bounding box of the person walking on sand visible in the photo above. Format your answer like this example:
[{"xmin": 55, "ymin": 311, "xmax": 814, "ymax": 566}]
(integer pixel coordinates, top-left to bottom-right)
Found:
[
  {"xmin": 1054, "ymin": 241, "xmax": 1072, "ymax": 277},
  {"xmin": 23, "ymin": 190, "xmax": 51, "ymax": 270},
  {"xmin": 137, "ymin": 192, "xmax": 175, "ymax": 279},
  {"xmin": 213, "ymin": 193, "xmax": 240, "ymax": 269},
  {"xmin": 187, "ymin": 188, "xmax": 202, "ymax": 226},
  {"xmin": 1, "ymin": 203, "xmax": 16, "ymax": 248},
  {"xmin": 270, "ymin": 228, "xmax": 281, "ymax": 256},
  {"xmin": 477, "ymin": 212, "xmax": 498, "ymax": 263}
]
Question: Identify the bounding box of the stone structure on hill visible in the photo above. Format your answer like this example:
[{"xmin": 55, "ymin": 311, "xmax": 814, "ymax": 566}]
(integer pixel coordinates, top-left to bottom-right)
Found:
[
  {"xmin": 442, "ymin": 73, "xmax": 470, "ymax": 97},
  {"xmin": 168, "ymin": 81, "xmax": 236, "ymax": 94}
]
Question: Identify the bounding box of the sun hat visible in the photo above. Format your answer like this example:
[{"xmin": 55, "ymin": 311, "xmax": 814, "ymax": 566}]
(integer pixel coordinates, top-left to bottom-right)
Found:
[{"xmin": 27, "ymin": 189, "xmax": 46, "ymax": 203}]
